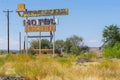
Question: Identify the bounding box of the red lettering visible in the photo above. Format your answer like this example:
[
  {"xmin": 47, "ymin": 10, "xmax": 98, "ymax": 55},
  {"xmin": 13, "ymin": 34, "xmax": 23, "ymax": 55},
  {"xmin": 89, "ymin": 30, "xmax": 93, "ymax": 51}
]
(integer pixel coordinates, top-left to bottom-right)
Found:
[
  {"xmin": 23, "ymin": 20, "xmax": 31, "ymax": 26},
  {"xmin": 31, "ymin": 20, "xmax": 37, "ymax": 25}
]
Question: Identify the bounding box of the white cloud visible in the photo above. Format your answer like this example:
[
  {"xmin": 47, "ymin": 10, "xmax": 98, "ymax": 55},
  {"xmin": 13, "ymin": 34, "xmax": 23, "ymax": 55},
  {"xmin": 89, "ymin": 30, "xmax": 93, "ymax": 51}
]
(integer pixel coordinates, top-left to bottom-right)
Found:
[
  {"xmin": 87, "ymin": 40, "xmax": 98, "ymax": 43},
  {"xmin": 84, "ymin": 39, "xmax": 103, "ymax": 47}
]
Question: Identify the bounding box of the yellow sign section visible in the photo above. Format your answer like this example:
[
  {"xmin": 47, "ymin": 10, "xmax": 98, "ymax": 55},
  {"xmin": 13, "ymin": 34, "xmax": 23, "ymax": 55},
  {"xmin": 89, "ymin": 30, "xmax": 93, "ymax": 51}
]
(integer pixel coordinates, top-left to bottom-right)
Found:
[
  {"xmin": 18, "ymin": 8, "xmax": 68, "ymax": 17},
  {"xmin": 16, "ymin": 3, "xmax": 26, "ymax": 12},
  {"xmin": 25, "ymin": 25, "xmax": 55, "ymax": 32},
  {"xmin": 18, "ymin": 4, "xmax": 25, "ymax": 10}
]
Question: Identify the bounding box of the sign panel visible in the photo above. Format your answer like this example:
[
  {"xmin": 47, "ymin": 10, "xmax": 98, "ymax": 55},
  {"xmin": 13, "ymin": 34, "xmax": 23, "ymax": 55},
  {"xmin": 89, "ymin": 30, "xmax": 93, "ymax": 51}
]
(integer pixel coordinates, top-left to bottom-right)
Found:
[
  {"xmin": 18, "ymin": 4, "xmax": 25, "ymax": 10},
  {"xmin": 16, "ymin": 3, "xmax": 26, "ymax": 12},
  {"xmin": 17, "ymin": 8, "xmax": 68, "ymax": 17},
  {"xmin": 25, "ymin": 25, "xmax": 55, "ymax": 32},
  {"xmin": 23, "ymin": 18, "xmax": 55, "ymax": 26}
]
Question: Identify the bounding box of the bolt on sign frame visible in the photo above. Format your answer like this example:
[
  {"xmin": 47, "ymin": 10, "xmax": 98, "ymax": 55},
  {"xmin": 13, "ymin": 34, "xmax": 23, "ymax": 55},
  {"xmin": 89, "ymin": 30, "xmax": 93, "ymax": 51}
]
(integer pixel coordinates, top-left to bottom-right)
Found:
[{"xmin": 16, "ymin": 3, "xmax": 68, "ymax": 56}]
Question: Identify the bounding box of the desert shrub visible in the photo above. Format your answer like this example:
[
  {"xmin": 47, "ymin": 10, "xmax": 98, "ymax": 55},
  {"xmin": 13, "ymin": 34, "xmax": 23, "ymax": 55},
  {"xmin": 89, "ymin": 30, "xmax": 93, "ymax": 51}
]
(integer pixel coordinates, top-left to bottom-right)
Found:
[
  {"xmin": 70, "ymin": 46, "xmax": 80, "ymax": 55},
  {"xmin": 70, "ymin": 46, "xmax": 89, "ymax": 56},
  {"xmin": 79, "ymin": 52, "xmax": 97, "ymax": 59},
  {"xmin": 0, "ymin": 50, "xmax": 5, "ymax": 55}
]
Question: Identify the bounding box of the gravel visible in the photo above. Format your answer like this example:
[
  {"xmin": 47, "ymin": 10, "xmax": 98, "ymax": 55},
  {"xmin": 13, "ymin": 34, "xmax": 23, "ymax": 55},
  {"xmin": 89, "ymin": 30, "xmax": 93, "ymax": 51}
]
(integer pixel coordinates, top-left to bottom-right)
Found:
[
  {"xmin": 0, "ymin": 76, "xmax": 25, "ymax": 80},
  {"xmin": 76, "ymin": 58, "xmax": 91, "ymax": 63}
]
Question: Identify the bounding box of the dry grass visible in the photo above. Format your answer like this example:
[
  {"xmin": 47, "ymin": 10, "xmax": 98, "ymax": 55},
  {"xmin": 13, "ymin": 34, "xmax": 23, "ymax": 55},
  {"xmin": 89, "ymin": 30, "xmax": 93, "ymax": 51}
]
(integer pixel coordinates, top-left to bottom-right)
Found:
[{"xmin": 0, "ymin": 54, "xmax": 120, "ymax": 80}]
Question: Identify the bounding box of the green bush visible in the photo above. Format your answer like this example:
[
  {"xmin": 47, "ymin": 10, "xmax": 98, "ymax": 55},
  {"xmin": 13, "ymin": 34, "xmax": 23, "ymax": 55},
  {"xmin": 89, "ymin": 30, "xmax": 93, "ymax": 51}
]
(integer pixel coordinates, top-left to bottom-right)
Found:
[
  {"xmin": 102, "ymin": 43, "xmax": 120, "ymax": 58},
  {"xmin": 70, "ymin": 45, "xmax": 89, "ymax": 56},
  {"xmin": 70, "ymin": 46, "xmax": 80, "ymax": 55},
  {"xmin": 79, "ymin": 52, "xmax": 97, "ymax": 59},
  {"xmin": 0, "ymin": 50, "xmax": 5, "ymax": 55}
]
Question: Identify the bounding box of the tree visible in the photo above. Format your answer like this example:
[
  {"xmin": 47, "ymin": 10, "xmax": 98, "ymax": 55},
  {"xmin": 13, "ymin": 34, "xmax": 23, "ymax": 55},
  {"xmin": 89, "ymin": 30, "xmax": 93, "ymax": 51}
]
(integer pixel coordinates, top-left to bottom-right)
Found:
[
  {"xmin": 30, "ymin": 39, "xmax": 50, "ymax": 49},
  {"xmin": 30, "ymin": 39, "xmax": 39, "ymax": 49},
  {"xmin": 102, "ymin": 25, "xmax": 120, "ymax": 58},
  {"xmin": 41, "ymin": 39, "xmax": 50, "ymax": 49},
  {"xmin": 70, "ymin": 46, "xmax": 80, "ymax": 55},
  {"xmin": 102, "ymin": 24, "xmax": 120, "ymax": 46},
  {"xmin": 70, "ymin": 35, "xmax": 83, "ymax": 47},
  {"xmin": 55, "ymin": 40, "xmax": 64, "ymax": 49},
  {"xmin": 64, "ymin": 38, "xmax": 72, "ymax": 53},
  {"xmin": 64, "ymin": 35, "xmax": 85, "ymax": 55}
]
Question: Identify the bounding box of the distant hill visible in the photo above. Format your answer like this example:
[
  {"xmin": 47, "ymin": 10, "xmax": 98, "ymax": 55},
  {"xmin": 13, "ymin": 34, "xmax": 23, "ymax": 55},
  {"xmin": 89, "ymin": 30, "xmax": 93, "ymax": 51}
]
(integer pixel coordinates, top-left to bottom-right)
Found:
[
  {"xmin": 0, "ymin": 49, "xmax": 19, "ymax": 54},
  {"xmin": 89, "ymin": 47, "xmax": 102, "ymax": 55}
]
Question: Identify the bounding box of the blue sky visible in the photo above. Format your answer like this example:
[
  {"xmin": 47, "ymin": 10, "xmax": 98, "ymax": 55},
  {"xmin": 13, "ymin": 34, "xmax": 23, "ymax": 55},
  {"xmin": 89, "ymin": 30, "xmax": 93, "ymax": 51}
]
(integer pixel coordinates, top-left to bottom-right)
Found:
[{"xmin": 0, "ymin": 0, "xmax": 120, "ymax": 50}]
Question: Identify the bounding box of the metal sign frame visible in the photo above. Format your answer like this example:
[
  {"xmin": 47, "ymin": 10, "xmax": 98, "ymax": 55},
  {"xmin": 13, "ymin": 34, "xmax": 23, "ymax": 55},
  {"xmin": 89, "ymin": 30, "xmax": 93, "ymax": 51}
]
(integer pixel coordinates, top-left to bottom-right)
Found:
[
  {"xmin": 16, "ymin": 3, "xmax": 68, "ymax": 56},
  {"xmin": 24, "ymin": 17, "xmax": 56, "ymax": 56}
]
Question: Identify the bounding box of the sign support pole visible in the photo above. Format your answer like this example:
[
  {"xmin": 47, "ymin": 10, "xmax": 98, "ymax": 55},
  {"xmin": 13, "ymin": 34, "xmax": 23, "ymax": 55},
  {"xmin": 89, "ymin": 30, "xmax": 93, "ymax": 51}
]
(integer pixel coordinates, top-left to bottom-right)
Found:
[
  {"xmin": 25, "ymin": 32, "xmax": 28, "ymax": 54},
  {"xmin": 53, "ymin": 31, "xmax": 55, "ymax": 57},
  {"xmin": 23, "ymin": 36, "xmax": 25, "ymax": 54},
  {"xmin": 39, "ymin": 32, "xmax": 41, "ymax": 54},
  {"xmin": 53, "ymin": 16, "xmax": 56, "ymax": 57},
  {"xmin": 25, "ymin": 17, "xmax": 28, "ymax": 54}
]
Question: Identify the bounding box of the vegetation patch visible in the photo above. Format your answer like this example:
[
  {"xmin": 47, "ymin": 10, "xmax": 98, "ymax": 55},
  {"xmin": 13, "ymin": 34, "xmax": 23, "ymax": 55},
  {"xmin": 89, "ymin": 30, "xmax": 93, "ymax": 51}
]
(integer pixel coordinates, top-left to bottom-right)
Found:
[{"xmin": 0, "ymin": 54, "xmax": 119, "ymax": 80}]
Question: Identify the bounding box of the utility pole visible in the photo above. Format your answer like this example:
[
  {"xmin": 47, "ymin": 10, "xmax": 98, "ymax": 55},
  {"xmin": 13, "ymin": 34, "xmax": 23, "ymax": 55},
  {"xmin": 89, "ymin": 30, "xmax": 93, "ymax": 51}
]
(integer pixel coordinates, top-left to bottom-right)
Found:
[{"xmin": 3, "ymin": 9, "xmax": 13, "ymax": 54}]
